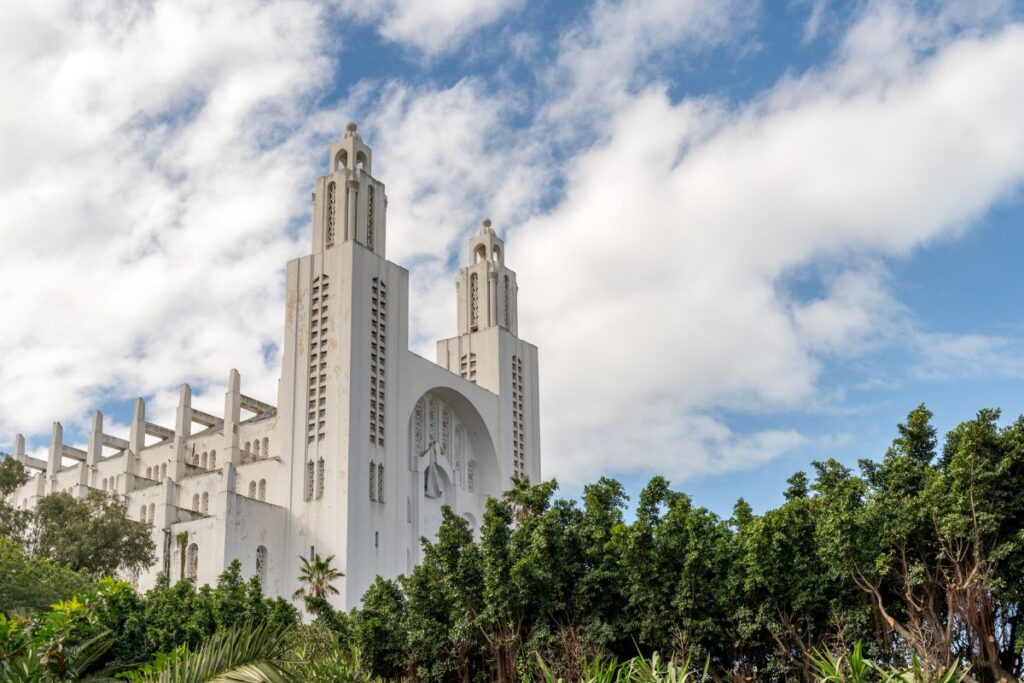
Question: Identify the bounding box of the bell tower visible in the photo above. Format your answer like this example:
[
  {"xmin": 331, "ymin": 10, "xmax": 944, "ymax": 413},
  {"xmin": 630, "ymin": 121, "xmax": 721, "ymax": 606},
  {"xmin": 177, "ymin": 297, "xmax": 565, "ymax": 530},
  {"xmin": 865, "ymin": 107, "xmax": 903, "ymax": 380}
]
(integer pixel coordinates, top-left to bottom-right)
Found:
[
  {"xmin": 437, "ymin": 219, "xmax": 539, "ymax": 483},
  {"xmin": 311, "ymin": 122, "xmax": 386, "ymax": 256}
]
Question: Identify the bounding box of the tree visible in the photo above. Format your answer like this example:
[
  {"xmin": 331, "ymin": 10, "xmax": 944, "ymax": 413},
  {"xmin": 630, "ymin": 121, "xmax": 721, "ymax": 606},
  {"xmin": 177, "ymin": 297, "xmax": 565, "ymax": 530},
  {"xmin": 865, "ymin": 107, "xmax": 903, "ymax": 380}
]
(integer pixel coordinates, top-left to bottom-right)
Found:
[
  {"xmin": 29, "ymin": 490, "xmax": 155, "ymax": 577},
  {"xmin": 0, "ymin": 537, "xmax": 93, "ymax": 616},
  {"xmin": 0, "ymin": 455, "xmax": 30, "ymax": 543},
  {"xmin": 292, "ymin": 553, "xmax": 343, "ymax": 600},
  {"xmin": 353, "ymin": 577, "xmax": 408, "ymax": 680}
]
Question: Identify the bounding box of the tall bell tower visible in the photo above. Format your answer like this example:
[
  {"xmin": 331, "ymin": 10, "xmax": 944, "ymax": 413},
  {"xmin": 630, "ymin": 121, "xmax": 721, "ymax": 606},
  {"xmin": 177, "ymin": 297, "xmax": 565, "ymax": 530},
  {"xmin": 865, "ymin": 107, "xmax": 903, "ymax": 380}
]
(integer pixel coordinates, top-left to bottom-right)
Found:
[
  {"xmin": 277, "ymin": 122, "xmax": 409, "ymax": 608},
  {"xmin": 437, "ymin": 220, "xmax": 540, "ymax": 483}
]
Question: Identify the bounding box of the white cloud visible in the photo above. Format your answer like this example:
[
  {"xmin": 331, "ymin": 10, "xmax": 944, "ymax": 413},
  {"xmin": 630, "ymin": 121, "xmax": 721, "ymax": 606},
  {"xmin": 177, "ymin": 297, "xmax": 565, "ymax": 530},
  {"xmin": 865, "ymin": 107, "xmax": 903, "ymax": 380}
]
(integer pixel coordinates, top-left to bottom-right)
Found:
[
  {"xmin": 335, "ymin": 0, "xmax": 524, "ymax": 56},
  {"xmin": 0, "ymin": 0, "xmax": 337, "ymax": 440}
]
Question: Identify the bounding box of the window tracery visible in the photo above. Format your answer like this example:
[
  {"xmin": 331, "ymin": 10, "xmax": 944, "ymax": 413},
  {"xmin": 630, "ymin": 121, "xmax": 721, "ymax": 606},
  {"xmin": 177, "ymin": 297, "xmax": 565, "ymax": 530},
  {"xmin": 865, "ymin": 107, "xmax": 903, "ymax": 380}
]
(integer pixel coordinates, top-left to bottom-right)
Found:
[
  {"xmin": 316, "ymin": 458, "xmax": 324, "ymax": 499},
  {"xmin": 326, "ymin": 182, "xmax": 337, "ymax": 244},
  {"xmin": 256, "ymin": 545, "xmax": 267, "ymax": 589},
  {"xmin": 186, "ymin": 543, "xmax": 198, "ymax": 579},
  {"xmin": 470, "ymin": 273, "xmax": 479, "ymax": 331},
  {"xmin": 369, "ymin": 277, "xmax": 387, "ymax": 446}
]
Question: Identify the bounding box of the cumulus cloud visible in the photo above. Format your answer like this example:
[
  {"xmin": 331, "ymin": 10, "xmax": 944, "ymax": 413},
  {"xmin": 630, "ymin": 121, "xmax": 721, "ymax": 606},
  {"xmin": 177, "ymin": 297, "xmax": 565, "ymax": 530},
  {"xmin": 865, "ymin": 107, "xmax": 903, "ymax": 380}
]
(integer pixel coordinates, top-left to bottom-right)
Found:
[
  {"xmin": 4, "ymin": 0, "xmax": 1024, "ymax": 490},
  {"xmin": 335, "ymin": 0, "xmax": 524, "ymax": 56},
  {"xmin": 0, "ymin": 0, "xmax": 337, "ymax": 439}
]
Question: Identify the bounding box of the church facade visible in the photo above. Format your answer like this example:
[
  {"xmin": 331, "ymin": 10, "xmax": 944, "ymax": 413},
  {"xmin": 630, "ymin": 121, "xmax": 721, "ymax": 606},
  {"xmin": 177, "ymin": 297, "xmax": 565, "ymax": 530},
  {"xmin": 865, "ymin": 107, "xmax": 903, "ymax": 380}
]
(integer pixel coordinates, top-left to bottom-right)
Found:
[{"xmin": 6, "ymin": 124, "xmax": 541, "ymax": 608}]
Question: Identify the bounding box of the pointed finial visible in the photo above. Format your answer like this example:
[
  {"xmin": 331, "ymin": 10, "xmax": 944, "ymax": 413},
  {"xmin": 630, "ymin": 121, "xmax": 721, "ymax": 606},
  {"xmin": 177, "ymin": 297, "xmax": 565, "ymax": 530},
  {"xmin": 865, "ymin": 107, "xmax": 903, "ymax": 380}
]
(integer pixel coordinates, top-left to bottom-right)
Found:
[{"xmin": 345, "ymin": 121, "xmax": 358, "ymax": 136}]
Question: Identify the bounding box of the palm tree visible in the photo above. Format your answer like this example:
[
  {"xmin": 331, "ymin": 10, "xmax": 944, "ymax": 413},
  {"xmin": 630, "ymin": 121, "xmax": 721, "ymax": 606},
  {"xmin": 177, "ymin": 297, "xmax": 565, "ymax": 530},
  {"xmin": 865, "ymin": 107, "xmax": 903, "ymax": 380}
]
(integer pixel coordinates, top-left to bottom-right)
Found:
[{"xmin": 292, "ymin": 553, "xmax": 343, "ymax": 600}]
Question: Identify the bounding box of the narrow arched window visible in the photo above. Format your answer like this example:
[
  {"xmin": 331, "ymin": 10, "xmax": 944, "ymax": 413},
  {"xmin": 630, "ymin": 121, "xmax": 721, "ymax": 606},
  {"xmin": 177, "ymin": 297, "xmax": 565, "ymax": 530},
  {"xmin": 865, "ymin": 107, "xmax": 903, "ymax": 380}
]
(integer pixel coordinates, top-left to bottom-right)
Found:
[
  {"xmin": 467, "ymin": 461, "xmax": 476, "ymax": 492},
  {"xmin": 244, "ymin": 441, "xmax": 251, "ymax": 454},
  {"xmin": 255, "ymin": 545, "xmax": 267, "ymax": 590},
  {"xmin": 470, "ymin": 273, "xmax": 479, "ymax": 331},
  {"xmin": 186, "ymin": 543, "xmax": 198, "ymax": 579},
  {"xmin": 161, "ymin": 464, "xmax": 167, "ymax": 480},
  {"xmin": 258, "ymin": 479, "xmax": 266, "ymax": 501},
  {"xmin": 316, "ymin": 458, "xmax": 324, "ymax": 499},
  {"xmin": 201, "ymin": 492, "xmax": 209, "ymax": 513},
  {"xmin": 210, "ymin": 451, "xmax": 216, "ymax": 468},
  {"xmin": 102, "ymin": 477, "xmax": 107, "ymax": 490},
  {"xmin": 305, "ymin": 461, "xmax": 314, "ymax": 501},
  {"xmin": 253, "ymin": 440, "xmax": 260, "ymax": 456},
  {"xmin": 262, "ymin": 437, "xmax": 269, "ymax": 458},
  {"xmin": 248, "ymin": 481, "xmax": 257, "ymax": 497},
  {"xmin": 192, "ymin": 493, "xmax": 200, "ymax": 511},
  {"xmin": 369, "ymin": 461, "xmax": 377, "ymax": 502},
  {"xmin": 504, "ymin": 275, "xmax": 511, "ymax": 328},
  {"xmin": 149, "ymin": 503, "xmax": 155, "ymax": 522},
  {"xmin": 326, "ymin": 181, "xmax": 337, "ymax": 244},
  {"xmin": 146, "ymin": 466, "xmax": 152, "ymax": 479},
  {"xmin": 377, "ymin": 464, "xmax": 384, "ymax": 503},
  {"xmin": 140, "ymin": 505, "xmax": 146, "ymax": 522},
  {"xmin": 201, "ymin": 452, "xmax": 208, "ymax": 468}
]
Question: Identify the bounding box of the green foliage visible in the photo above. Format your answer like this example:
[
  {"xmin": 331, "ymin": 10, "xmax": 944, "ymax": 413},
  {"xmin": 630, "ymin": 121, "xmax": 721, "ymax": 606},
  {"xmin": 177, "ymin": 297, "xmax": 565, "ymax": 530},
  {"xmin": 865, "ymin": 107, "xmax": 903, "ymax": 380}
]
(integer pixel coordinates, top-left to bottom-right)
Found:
[
  {"xmin": 0, "ymin": 456, "xmax": 31, "ymax": 542},
  {"xmin": 28, "ymin": 491, "xmax": 156, "ymax": 577},
  {"xmin": 0, "ymin": 538, "xmax": 94, "ymax": 616}
]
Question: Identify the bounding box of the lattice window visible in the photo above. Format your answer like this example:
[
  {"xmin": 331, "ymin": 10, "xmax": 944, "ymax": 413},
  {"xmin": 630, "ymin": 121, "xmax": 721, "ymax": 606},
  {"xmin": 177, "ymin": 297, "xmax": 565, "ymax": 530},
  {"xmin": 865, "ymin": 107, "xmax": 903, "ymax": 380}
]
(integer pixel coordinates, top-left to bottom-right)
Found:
[
  {"xmin": 470, "ymin": 273, "xmax": 479, "ymax": 331},
  {"xmin": 255, "ymin": 546, "xmax": 267, "ymax": 589},
  {"xmin": 428, "ymin": 398, "xmax": 438, "ymax": 445},
  {"xmin": 258, "ymin": 479, "xmax": 266, "ymax": 501},
  {"xmin": 366, "ymin": 184, "xmax": 375, "ymax": 250},
  {"xmin": 308, "ymin": 276, "xmax": 329, "ymax": 443},
  {"xmin": 305, "ymin": 461, "xmax": 314, "ymax": 501},
  {"xmin": 504, "ymin": 275, "xmax": 511, "ymax": 328},
  {"xmin": 326, "ymin": 182, "xmax": 336, "ymax": 244},
  {"xmin": 454, "ymin": 426, "xmax": 464, "ymax": 485},
  {"xmin": 377, "ymin": 464, "xmax": 384, "ymax": 503},
  {"xmin": 441, "ymin": 408, "xmax": 451, "ymax": 458},
  {"xmin": 512, "ymin": 355, "xmax": 526, "ymax": 479},
  {"xmin": 369, "ymin": 461, "xmax": 377, "ymax": 502},
  {"xmin": 316, "ymin": 458, "xmax": 324, "ymax": 499},
  {"xmin": 186, "ymin": 543, "xmax": 198, "ymax": 579},
  {"xmin": 414, "ymin": 398, "xmax": 425, "ymax": 453},
  {"xmin": 369, "ymin": 277, "xmax": 386, "ymax": 447},
  {"xmin": 467, "ymin": 461, "xmax": 476, "ymax": 492}
]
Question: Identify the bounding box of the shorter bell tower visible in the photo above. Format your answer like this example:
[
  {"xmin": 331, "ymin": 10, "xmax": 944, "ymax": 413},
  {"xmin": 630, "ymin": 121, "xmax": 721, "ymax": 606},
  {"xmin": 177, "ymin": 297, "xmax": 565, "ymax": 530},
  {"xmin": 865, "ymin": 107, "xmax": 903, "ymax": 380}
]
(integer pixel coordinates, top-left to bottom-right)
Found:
[{"xmin": 438, "ymin": 219, "xmax": 539, "ymax": 483}]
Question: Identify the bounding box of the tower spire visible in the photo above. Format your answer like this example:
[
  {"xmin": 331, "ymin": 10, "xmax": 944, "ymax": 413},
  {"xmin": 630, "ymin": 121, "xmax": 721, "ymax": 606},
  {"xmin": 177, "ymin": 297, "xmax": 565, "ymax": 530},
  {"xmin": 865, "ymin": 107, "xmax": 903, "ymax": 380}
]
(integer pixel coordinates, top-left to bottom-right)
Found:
[{"xmin": 311, "ymin": 122, "xmax": 387, "ymax": 256}]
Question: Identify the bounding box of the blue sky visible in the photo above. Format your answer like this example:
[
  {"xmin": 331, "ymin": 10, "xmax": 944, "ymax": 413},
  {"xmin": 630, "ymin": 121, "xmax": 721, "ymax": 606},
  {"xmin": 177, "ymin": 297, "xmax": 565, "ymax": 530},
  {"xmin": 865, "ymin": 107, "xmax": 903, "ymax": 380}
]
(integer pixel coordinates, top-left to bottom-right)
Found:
[{"xmin": 2, "ymin": 0, "xmax": 1024, "ymax": 519}]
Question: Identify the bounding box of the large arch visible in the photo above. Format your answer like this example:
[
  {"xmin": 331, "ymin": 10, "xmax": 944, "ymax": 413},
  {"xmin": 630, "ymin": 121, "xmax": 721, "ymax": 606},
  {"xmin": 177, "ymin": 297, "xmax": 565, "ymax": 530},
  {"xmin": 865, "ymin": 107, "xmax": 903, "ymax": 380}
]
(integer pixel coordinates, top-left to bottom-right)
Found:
[{"xmin": 408, "ymin": 385, "xmax": 499, "ymax": 541}]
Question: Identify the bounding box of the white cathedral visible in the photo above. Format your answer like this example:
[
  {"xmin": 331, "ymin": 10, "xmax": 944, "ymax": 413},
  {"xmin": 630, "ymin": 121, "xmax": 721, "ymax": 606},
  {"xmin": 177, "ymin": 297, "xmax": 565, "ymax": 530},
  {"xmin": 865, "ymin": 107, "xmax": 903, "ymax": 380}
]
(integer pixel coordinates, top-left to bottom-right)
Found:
[{"xmin": 5, "ymin": 124, "xmax": 541, "ymax": 608}]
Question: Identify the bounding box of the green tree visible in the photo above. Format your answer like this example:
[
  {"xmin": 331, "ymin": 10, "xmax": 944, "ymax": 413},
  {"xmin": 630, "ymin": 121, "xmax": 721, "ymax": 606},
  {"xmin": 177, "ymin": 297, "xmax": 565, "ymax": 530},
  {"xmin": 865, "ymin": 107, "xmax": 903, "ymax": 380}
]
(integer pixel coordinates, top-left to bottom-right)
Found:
[
  {"xmin": 29, "ymin": 490, "xmax": 155, "ymax": 577},
  {"xmin": 0, "ymin": 538, "xmax": 94, "ymax": 616},
  {"xmin": 353, "ymin": 577, "xmax": 408, "ymax": 680},
  {"xmin": 0, "ymin": 455, "xmax": 31, "ymax": 543}
]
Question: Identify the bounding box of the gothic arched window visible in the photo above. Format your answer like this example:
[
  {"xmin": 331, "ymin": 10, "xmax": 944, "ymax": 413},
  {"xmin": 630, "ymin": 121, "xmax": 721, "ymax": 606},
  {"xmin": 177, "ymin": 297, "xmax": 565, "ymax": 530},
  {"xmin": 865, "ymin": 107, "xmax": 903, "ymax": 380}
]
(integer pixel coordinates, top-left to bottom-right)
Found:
[
  {"xmin": 249, "ymin": 481, "xmax": 257, "ymax": 497},
  {"xmin": 186, "ymin": 543, "xmax": 198, "ymax": 579},
  {"xmin": 201, "ymin": 492, "xmax": 209, "ymax": 514},
  {"xmin": 146, "ymin": 466, "xmax": 152, "ymax": 479},
  {"xmin": 255, "ymin": 545, "xmax": 267, "ymax": 589},
  {"xmin": 258, "ymin": 479, "xmax": 266, "ymax": 501}
]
